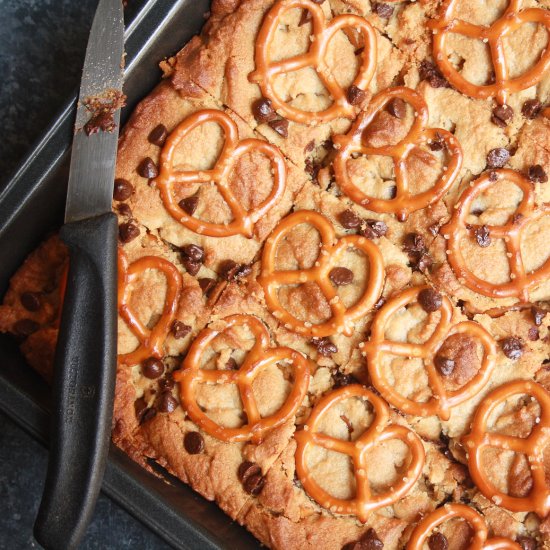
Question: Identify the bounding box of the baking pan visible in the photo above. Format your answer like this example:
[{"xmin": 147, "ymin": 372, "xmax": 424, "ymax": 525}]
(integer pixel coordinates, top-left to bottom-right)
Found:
[{"xmin": 0, "ymin": 1, "xmax": 260, "ymax": 548}]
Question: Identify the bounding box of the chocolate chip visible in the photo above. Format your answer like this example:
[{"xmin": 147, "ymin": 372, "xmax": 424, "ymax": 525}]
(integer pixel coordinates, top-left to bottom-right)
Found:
[
  {"xmin": 141, "ymin": 407, "xmax": 157, "ymax": 423},
  {"xmin": 137, "ymin": 157, "xmax": 158, "ymax": 179},
  {"xmin": 117, "ymin": 203, "xmax": 132, "ymax": 217},
  {"xmin": 172, "ymin": 320, "xmax": 191, "ymax": 339},
  {"xmin": 403, "ymin": 232, "xmax": 426, "ymax": 253},
  {"xmin": 238, "ymin": 461, "xmax": 260, "ymax": 482},
  {"xmin": 219, "ymin": 260, "xmax": 250, "ymax": 281},
  {"xmin": 388, "ymin": 185, "xmax": 397, "ymax": 199},
  {"xmin": 13, "ymin": 319, "xmax": 40, "ymax": 337},
  {"xmin": 113, "ymin": 178, "xmax": 134, "ymax": 201},
  {"xmin": 332, "ymin": 371, "xmax": 358, "ymax": 388},
  {"xmin": 329, "ymin": 267, "xmax": 354, "ymax": 286},
  {"xmin": 310, "ymin": 0, "xmax": 324, "ymax": 3},
  {"xmin": 412, "ymin": 253, "xmax": 433, "ymax": 273},
  {"xmin": 359, "ymin": 528, "xmax": 383, "ymax": 550},
  {"xmin": 182, "ymin": 257, "xmax": 201, "ymax": 276},
  {"xmin": 159, "ymin": 375, "xmax": 175, "ymax": 392},
  {"xmin": 429, "ymin": 133, "xmax": 445, "ymax": 151},
  {"xmin": 374, "ymin": 297, "xmax": 386, "ymax": 310},
  {"xmin": 486, "ymin": 148, "xmax": 509, "ymax": 168},
  {"xmin": 142, "ymin": 357, "xmax": 164, "ymax": 379},
  {"xmin": 226, "ymin": 357, "xmax": 238, "ymax": 370},
  {"xmin": 198, "ymin": 277, "xmax": 216, "ymax": 296},
  {"xmin": 387, "ymin": 98, "xmax": 407, "ymax": 119},
  {"xmin": 491, "ymin": 104, "xmax": 513, "ymax": 128},
  {"xmin": 528, "ymin": 327, "xmax": 540, "ymax": 341},
  {"xmin": 488, "ymin": 171, "xmax": 499, "ymax": 182},
  {"xmin": 268, "ymin": 118, "xmax": 289, "ymax": 138},
  {"xmin": 419, "ymin": 60, "xmax": 448, "ymax": 88},
  {"xmin": 474, "ymin": 225, "xmax": 491, "ymax": 247},
  {"xmin": 298, "ymin": 8, "xmax": 312, "ymax": 26},
  {"xmin": 252, "ymin": 98, "xmax": 277, "ymax": 123},
  {"xmin": 500, "ymin": 337, "xmax": 524, "ymax": 360},
  {"xmin": 181, "ymin": 244, "xmax": 204, "ymax": 262},
  {"xmin": 20, "ymin": 292, "xmax": 41, "ymax": 312},
  {"xmin": 372, "ymin": 2, "xmax": 394, "ymax": 18},
  {"xmin": 184, "ymin": 431, "xmax": 205, "ymax": 454},
  {"xmin": 311, "ymin": 337, "xmax": 338, "ymax": 357},
  {"xmin": 158, "ymin": 391, "xmax": 178, "ymax": 413},
  {"xmin": 148, "ymin": 124, "xmax": 168, "ymax": 147},
  {"xmin": 434, "ymin": 355, "xmax": 455, "ymax": 376},
  {"xmin": 304, "ymin": 140, "xmax": 315, "ymax": 153},
  {"xmin": 359, "ymin": 219, "xmax": 388, "ymax": 239},
  {"xmin": 305, "ymin": 158, "xmax": 322, "ymax": 182},
  {"xmin": 119, "ymin": 222, "xmax": 140, "ymax": 243},
  {"xmin": 516, "ymin": 535, "xmax": 537, "ymax": 550},
  {"xmin": 347, "ymin": 85, "xmax": 367, "ymax": 106},
  {"xmin": 354, "ymin": 47, "xmax": 365, "ymax": 56},
  {"xmin": 428, "ymin": 532, "xmax": 448, "ymax": 550},
  {"xmin": 338, "ymin": 209, "xmax": 362, "ymax": 229},
  {"xmin": 532, "ymin": 306, "xmax": 546, "ymax": 326},
  {"xmin": 528, "ymin": 164, "xmax": 548, "ymax": 183},
  {"xmin": 134, "ymin": 397, "xmax": 148, "ymax": 423},
  {"xmin": 179, "ymin": 195, "xmax": 199, "ymax": 215},
  {"xmin": 238, "ymin": 461, "xmax": 265, "ymax": 495},
  {"xmin": 522, "ymin": 99, "xmax": 542, "ymax": 119},
  {"xmin": 418, "ymin": 288, "xmax": 442, "ymax": 312}
]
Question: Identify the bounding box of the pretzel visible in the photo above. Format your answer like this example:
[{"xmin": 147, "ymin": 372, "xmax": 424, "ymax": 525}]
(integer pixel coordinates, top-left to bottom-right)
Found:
[
  {"xmin": 118, "ymin": 250, "xmax": 183, "ymax": 366},
  {"xmin": 259, "ymin": 210, "xmax": 385, "ymax": 337},
  {"xmin": 332, "ymin": 87, "xmax": 463, "ymax": 221},
  {"xmin": 174, "ymin": 314, "xmax": 310, "ymax": 443},
  {"xmin": 360, "ymin": 286, "xmax": 497, "ymax": 421},
  {"xmin": 294, "ymin": 385, "xmax": 425, "ymax": 522},
  {"xmin": 463, "ymin": 380, "xmax": 550, "ymax": 517},
  {"xmin": 407, "ymin": 503, "xmax": 521, "ymax": 549},
  {"xmin": 154, "ymin": 110, "xmax": 286, "ymax": 238},
  {"xmin": 430, "ymin": 0, "xmax": 550, "ymax": 105},
  {"xmin": 441, "ymin": 169, "xmax": 550, "ymax": 301},
  {"xmin": 248, "ymin": 0, "xmax": 377, "ymax": 124}
]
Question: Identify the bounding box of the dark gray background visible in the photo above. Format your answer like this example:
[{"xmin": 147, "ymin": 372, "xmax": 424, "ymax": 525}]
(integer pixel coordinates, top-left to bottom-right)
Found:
[{"xmin": 0, "ymin": 0, "xmax": 169, "ymax": 547}]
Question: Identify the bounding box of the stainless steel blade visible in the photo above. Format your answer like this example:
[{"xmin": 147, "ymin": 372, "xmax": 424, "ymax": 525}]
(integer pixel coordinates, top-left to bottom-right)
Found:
[{"xmin": 65, "ymin": 0, "xmax": 124, "ymax": 223}]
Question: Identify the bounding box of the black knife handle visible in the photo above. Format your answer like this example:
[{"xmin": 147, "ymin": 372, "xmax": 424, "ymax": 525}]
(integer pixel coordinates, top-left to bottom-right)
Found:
[{"xmin": 34, "ymin": 212, "xmax": 118, "ymax": 550}]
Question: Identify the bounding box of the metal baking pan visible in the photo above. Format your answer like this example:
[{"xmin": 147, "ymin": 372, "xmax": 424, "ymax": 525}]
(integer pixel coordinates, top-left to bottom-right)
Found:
[{"xmin": 0, "ymin": 1, "xmax": 260, "ymax": 548}]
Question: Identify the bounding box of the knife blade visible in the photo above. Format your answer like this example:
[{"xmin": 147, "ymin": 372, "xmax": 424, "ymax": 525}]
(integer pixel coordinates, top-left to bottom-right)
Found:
[{"xmin": 33, "ymin": 1, "xmax": 124, "ymax": 549}]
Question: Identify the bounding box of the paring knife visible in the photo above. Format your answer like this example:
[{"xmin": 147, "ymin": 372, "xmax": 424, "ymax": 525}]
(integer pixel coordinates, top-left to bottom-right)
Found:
[{"xmin": 33, "ymin": 1, "xmax": 124, "ymax": 549}]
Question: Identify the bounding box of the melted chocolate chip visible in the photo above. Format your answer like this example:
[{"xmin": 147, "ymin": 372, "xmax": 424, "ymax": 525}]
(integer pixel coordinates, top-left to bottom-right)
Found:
[
  {"xmin": 134, "ymin": 397, "xmax": 148, "ymax": 423},
  {"xmin": 491, "ymin": 104, "xmax": 513, "ymax": 127},
  {"xmin": 329, "ymin": 267, "xmax": 354, "ymax": 286},
  {"xmin": 347, "ymin": 85, "xmax": 367, "ymax": 106},
  {"xmin": 304, "ymin": 158, "xmax": 322, "ymax": 182},
  {"xmin": 158, "ymin": 391, "xmax": 178, "ymax": 413},
  {"xmin": 172, "ymin": 320, "xmax": 191, "ymax": 339},
  {"xmin": 434, "ymin": 355, "xmax": 455, "ymax": 376},
  {"xmin": 532, "ymin": 306, "xmax": 546, "ymax": 326},
  {"xmin": 113, "ymin": 178, "xmax": 134, "ymax": 201},
  {"xmin": 181, "ymin": 244, "xmax": 205, "ymax": 262},
  {"xmin": 332, "ymin": 371, "xmax": 358, "ymax": 388},
  {"xmin": 148, "ymin": 124, "xmax": 168, "ymax": 146},
  {"xmin": 359, "ymin": 219, "xmax": 388, "ymax": 239},
  {"xmin": 311, "ymin": 337, "xmax": 338, "ymax": 357},
  {"xmin": 474, "ymin": 225, "xmax": 491, "ymax": 247},
  {"xmin": 117, "ymin": 203, "xmax": 132, "ymax": 217},
  {"xmin": 20, "ymin": 292, "xmax": 41, "ymax": 312},
  {"xmin": 338, "ymin": 209, "xmax": 362, "ymax": 229},
  {"xmin": 238, "ymin": 461, "xmax": 265, "ymax": 495},
  {"xmin": 418, "ymin": 288, "xmax": 443, "ymax": 312},
  {"xmin": 118, "ymin": 222, "xmax": 140, "ymax": 243},
  {"xmin": 182, "ymin": 257, "xmax": 201, "ymax": 276},
  {"xmin": 522, "ymin": 99, "xmax": 542, "ymax": 119},
  {"xmin": 528, "ymin": 164, "xmax": 548, "ymax": 183},
  {"xmin": 428, "ymin": 532, "xmax": 448, "ymax": 550},
  {"xmin": 252, "ymin": 98, "xmax": 277, "ymax": 123},
  {"xmin": 372, "ymin": 2, "xmax": 394, "ymax": 18},
  {"xmin": 14, "ymin": 318, "xmax": 40, "ymax": 337},
  {"xmin": 226, "ymin": 357, "xmax": 238, "ymax": 370},
  {"xmin": 141, "ymin": 407, "xmax": 157, "ymax": 423},
  {"xmin": 137, "ymin": 157, "xmax": 159, "ymax": 179},
  {"xmin": 486, "ymin": 148, "xmax": 510, "ymax": 169},
  {"xmin": 419, "ymin": 60, "xmax": 449, "ymax": 88},
  {"xmin": 429, "ymin": 133, "xmax": 445, "ymax": 151},
  {"xmin": 179, "ymin": 195, "xmax": 199, "ymax": 215},
  {"xmin": 143, "ymin": 357, "xmax": 164, "ymax": 379},
  {"xmin": 184, "ymin": 431, "xmax": 205, "ymax": 454},
  {"xmin": 268, "ymin": 118, "xmax": 289, "ymax": 138},
  {"xmin": 219, "ymin": 260, "xmax": 250, "ymax": 281},
  {"xmin": 198, "ymin": 277, "xmax": 216, "ymax": 296},
  {"xmin": 403, "ymin": 232, "xmax": 426, "ymax": 253},
  {"xmin": 500, "ymin": 337, "xmax": 524, "ymax": 360},
  {"xmin": 411, "ymin": 252, "xmax": 433, "ymax": 273},
  {"xmin": 359, "ymin": 528, "xmax": 384, "ymax": 550},
  {"xmin": 387, "ymin": 98, "xmax": 406, "ymax": 119}
]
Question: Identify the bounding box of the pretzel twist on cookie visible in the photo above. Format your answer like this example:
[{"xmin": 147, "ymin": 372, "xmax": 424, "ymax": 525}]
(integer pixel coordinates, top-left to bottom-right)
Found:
[
  {"xmin": 441, "ymin": 169, "xmax": 550, "ymax": 301},
  {"xmin": 407, "ymin": 503, "xmax": 521, "ymax": 549},
  {"xmin": 295, "ymin": 385, "xmax": 425, "ymax": 522},
  {"xmin": 249, "ymin": 0, "xmax": 377, "ymax": 124},
  {"xmin": 360, "ymin": 286, "xmax": 498, "ymax": 420},
  {"xmin": 260, "ymin": 211, "xmax": 385, "ymax": 337},
  {"xmin": 174, "ymin": 314, "xmax": 310, "ymax": 443},
  {"xmin": 332, "ymin": 87, "xmax": 463, "ymax": 221},
  {"xmin": 118, "ymin": 250, "xmax": 183, "ymax": 366},
  {"xmin": 430, "ymin": 0, "xmax": 550, "ymax": 104},
  {"xmin": 154, "ymin": 110, "xmax": 286, "ymax": 238}
]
